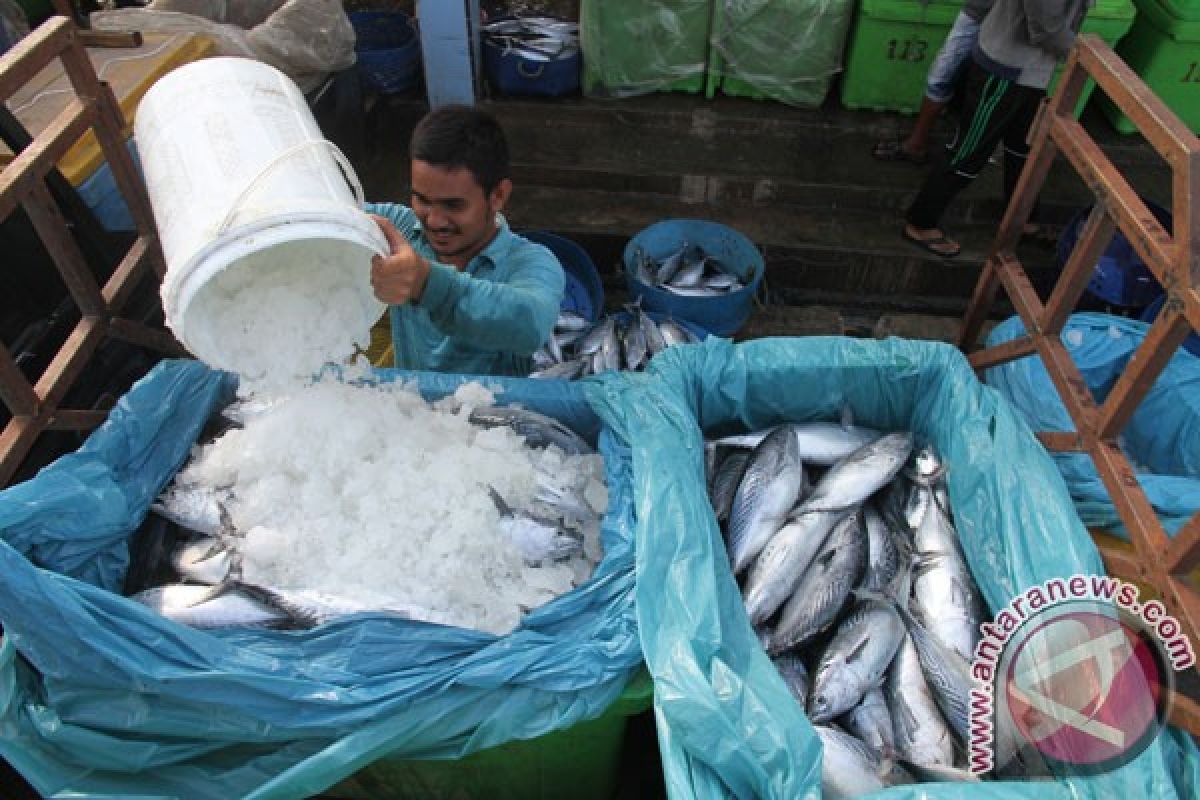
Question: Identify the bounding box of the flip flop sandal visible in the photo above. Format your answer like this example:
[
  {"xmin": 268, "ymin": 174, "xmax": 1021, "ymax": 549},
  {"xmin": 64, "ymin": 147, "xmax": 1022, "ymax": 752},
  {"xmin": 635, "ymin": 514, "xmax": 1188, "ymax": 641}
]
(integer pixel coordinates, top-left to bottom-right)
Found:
[
  {"xmin": 903, "ymin": 228, "xmax": 961, "ymax": 258},
  {"xmin": 873, "ymin": 139, "xmax": 930, "ymax": 166}
]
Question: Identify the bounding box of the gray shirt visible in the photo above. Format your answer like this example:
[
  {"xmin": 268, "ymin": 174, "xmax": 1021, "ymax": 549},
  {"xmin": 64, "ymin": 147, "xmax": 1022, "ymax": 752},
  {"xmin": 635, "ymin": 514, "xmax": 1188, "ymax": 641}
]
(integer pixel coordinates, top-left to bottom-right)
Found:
[{"xmin": 976, "ymin": 0, "xmax": 1091, "ymax": 88}]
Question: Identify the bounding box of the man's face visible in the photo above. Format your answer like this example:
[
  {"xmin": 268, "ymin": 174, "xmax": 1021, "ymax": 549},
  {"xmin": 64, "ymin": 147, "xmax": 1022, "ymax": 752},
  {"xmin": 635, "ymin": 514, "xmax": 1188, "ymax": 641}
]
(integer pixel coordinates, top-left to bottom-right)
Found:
[{"xmin": 410, "ymin": 159, "xmax": 511, "ymax": 266}]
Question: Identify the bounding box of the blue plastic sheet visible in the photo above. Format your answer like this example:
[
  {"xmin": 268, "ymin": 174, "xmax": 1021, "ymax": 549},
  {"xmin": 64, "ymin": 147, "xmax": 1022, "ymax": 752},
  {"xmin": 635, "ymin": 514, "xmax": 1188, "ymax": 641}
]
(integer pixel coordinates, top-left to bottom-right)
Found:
[
  {"xmin": 0, "ymin": 360, "xmax": 640, "ymax": 799},
  {"xmin": 582, "ymin": 336, "xmax": 1199, "ymax": 800},
  {"xmin": 985, "ymin": 313, "xmax": 1200, "ymax": 536}
]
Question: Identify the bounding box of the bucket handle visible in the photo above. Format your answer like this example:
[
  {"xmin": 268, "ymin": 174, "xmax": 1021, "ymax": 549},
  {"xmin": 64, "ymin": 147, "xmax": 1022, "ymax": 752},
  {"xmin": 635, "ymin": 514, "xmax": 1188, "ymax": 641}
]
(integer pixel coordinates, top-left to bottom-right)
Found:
[
  {"xmin": 517, "ymin": 60, "xmax": 547, "ymax": 79},
  {"xmin": 217, "ymin": 139, "xmax": 366, "ymax": 235}
]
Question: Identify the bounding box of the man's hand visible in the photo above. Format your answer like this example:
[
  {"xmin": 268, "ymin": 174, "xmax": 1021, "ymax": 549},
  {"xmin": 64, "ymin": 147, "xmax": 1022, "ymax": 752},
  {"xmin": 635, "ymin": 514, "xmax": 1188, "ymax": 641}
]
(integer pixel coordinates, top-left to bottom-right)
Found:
[{"xmin": 370, "ymin": 215, "xmax": 432, "ymax": 305}]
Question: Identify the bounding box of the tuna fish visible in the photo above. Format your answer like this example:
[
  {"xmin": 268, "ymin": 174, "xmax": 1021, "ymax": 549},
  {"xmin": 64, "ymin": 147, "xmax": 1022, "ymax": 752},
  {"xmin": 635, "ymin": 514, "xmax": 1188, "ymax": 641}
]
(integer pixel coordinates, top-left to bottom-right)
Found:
[
  {"xmin": 885, "ymin": 632, "xmax": 956, "ymax": 768},
  {"xmin": 808, "ymin": 592, "xmax": 906, "ymax": 723},
  {"xmin": 727, "ymin": 425, "xmax": 806, "ymax": 574},
  {"xmin": 796, "ymin": 432, "xmax": 914, "ymax": 514}
]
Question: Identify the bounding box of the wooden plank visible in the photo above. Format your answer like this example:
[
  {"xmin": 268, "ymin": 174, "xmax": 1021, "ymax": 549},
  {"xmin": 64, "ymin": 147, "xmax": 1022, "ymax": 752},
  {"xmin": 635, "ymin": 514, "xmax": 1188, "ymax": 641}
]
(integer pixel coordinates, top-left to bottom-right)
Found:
[
  {"xmin": 1095, "ymin": 537, "xmax": 1145, "ymax": 581},
  {"xmin": 101, "ymin": 235, "xmax": 152, "ymax": 311},
  {"xmin": 1051, "ymin": 114, "xmax": 1175, "ymax": 287},
  {"xmin": 1037, "ymin": 431, "xmax": 1085, "ymax": 452},
  {"xmin": 19, "ymin": 179, "xmax": 106, "ymax": 316},
  {"xmin": 1176, "ymin": 148, "xmax": 1198, "ymax": 291},
  {"xmin": 31, "ymin": 315, "xmax": 105, "ymax": 415},
  {"xmin": 0, "ymin": 341, "xmax": 39, "ymax": 416},
  {"xmin": 1042, "ymin": 204, "xmax": 1116, "ymax": 333},
  {"xmin": 0, "ymin": 18, "xmax": 72, "ymax": 103},
  {"xmin": 0, "ymin": 417, "xmax": 44, "ymax": 486},
  {"xmin": 1036, "ymin": 333, "xmax": 1100, "ymax": 441},
  {"xmin": 1091, "ymin": 439, "xmax": 1171, "ymax": 576},
  {"xmin": 107, "ymin": 318, "xmax": 185, "ymax": 356},
  {"xmin": 1166, "ymin": 513, "xmax": 1200, "ymax": 576},
  {"xmin": 0, "ymin": 96, "xmax": 95, "ymax": 220},
  {"xmin": 1097, "ymin": 306, "xmax": 1193, "ymax": 440},
  {"xmin": 1167, "ymin": 689, "xmax": 1200, "ymax": 739},
  {"xmin": 993, "ymin": 251, "xmax": 1046, "ymax": 324},
  {"xmin": 45, "ymin": 409, "xmax": 109, "ymax": 430},
  {"xmin": 90, "ymin": 79, "xmax": 159, "ymax": 237},
  {"xmin": 967, "ymin": 335, "xmax": 1037, "ymax": 371},
  {"xmin": 959, "ymin": 259, "xmax": 1003, "ymax": 353}
]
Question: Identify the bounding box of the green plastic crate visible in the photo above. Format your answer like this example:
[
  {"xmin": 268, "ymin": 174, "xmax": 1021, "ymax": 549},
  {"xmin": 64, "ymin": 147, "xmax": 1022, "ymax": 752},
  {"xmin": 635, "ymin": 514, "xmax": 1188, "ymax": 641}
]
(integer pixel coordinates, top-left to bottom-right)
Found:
[
  {"xmin": 1047, "ymin": 0, "xmax": 1137, "ymax": 116},
  {"xmin": 580, "ymin": 0, "xmax": 710, "ymax": 96},
  {"xmin": 324, "ymin": 669, "xmax": 654, "ymax": 800},
  {"xmin": 1098, "ymin": 0, "xmax": 1200, "ymax": 133},
  {"xmin": 706, "ymin": 0, "xmax": 857, "ymax": 107},
  {"xmin": 839, "ymin": 0, "xmax": 965, "ymax": 113}
]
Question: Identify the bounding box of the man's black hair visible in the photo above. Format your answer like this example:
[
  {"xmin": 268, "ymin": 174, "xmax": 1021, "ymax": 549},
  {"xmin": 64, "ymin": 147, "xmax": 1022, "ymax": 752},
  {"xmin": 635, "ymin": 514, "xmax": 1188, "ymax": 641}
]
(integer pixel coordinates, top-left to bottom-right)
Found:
[{"xmin": 409, "ymin": 105, "xmax": 510, "ymax": 195}]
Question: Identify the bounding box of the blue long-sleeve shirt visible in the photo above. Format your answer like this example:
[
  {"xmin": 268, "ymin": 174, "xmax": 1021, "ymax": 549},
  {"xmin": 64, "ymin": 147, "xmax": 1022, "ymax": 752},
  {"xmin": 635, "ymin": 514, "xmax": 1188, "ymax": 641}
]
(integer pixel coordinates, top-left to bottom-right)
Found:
[{"xmin": 365, "ymin": 203, "xmax": 564, "ymax": 376}]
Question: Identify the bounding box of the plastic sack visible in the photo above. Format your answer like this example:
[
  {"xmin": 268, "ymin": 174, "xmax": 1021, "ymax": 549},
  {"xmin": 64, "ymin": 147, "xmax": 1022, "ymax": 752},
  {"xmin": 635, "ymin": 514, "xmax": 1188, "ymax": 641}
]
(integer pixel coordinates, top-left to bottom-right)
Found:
[
  {"xmin": 91, "ymin": 0, "xmax": 354, "ymax": 93},
  {"xmin": 580, "ymin": 0, "xmax": 709, "ymax": 97},
  {"xmin": 985, "ymin": 312, "xmax": 1200, "ymax": 536},
  {"xmin": 0, "ymin": 359, "xmax": 641, "ymax": 799},
  {"xmin": 582, "ymin": 336, "xmax": 1199, "ymax": 800},
  {"xmin": 707, "ymin": 0, "xmax": 856, "ymax": 107}
]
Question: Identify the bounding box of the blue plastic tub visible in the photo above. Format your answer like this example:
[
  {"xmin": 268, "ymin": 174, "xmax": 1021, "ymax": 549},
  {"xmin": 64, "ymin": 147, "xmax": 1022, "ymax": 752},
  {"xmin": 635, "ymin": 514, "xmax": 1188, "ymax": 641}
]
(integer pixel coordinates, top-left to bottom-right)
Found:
[
  {"xmin": 522, "ymin": 230, "xmax": 605, "ymax": 323},
  {"xmin": 1056, "ymin": 199, "xmax": 1172, "ymax": 307},
  {"xmin": 484, "ymin": 37, "xmax": 580, "ymax": 97},
  {"xmin": 622, "ymin": 219, "xmax": 763, "ymax": 337},
  {"xmin": 350, "ymin": 11, "xmax": 421, "ymax": 94},
  {"xmin": 1140, "ymin": 294, "xmax": 1200, "ymax": 357}
]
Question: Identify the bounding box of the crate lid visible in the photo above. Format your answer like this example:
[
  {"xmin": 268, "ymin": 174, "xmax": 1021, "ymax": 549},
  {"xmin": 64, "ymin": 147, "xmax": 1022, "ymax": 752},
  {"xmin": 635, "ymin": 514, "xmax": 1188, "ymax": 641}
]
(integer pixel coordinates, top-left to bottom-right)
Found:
[
  {"xmin": 1147, "ymin": 0, "xmax": 1200, "ymax": 21},
  {"xmin": 1086, "ymin": 0, "xmax": 1137, "ymax": 21},
  {"xmin": 1134, "ymin": 0, "xmax": 1200, "ymax": 36}
]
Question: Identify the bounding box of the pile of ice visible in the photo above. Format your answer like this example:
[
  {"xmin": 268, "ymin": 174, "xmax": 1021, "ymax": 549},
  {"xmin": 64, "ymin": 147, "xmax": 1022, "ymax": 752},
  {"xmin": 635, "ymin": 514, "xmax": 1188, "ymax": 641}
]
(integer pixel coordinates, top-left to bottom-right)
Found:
[{"xmin": 178, "ymin": 378, "xmax": 607, "ymax": 635}]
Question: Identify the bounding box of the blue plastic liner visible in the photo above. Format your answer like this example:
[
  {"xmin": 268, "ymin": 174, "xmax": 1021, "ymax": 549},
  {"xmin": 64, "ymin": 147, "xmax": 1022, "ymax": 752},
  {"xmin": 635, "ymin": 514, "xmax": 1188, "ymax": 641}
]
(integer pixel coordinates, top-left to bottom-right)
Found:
[
  {"xmin": 0, "ymin": 360, "xmax": 639, "ymax": 799},
  {"xmin": 986, "ymin": 313, "xmax": 1200, "ymax": 536},
  {"xmin": 581, "ymin": 335, "xmax": 1198, "ymax": 800}
]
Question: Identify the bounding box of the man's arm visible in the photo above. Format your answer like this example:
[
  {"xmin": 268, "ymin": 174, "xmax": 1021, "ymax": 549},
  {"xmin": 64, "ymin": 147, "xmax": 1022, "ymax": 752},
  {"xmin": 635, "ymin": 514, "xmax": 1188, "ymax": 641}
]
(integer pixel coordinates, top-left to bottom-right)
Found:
[{"xmin": 1023, "ymin": 0, "xmax": 1079, "ymax": 58}]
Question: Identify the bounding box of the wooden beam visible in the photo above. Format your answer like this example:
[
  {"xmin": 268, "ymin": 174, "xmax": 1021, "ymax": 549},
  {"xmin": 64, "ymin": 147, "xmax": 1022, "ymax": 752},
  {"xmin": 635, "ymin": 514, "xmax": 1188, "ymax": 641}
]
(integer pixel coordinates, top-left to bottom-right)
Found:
[
  {"xmin": 0, "ymin": 341, "xmax": 39, "ymax": 417},
  {"xmin": 0, "ymin": 17, "xmax": 72, "ymax": 103},
  {"xmin": 1166, "ymin": 513, "xmax": 1200, "ymax": 576},
  {"xmin": 0, "ymin": 96, "xmax": 95, "ymax": 220},
  {"xmin": 107, "ymin": 318, "xmax": 185, "ymax": 356},
  {"xmin": 968, "ymin": 334, "xmax": 1037, "ymax": 371},
  {"xmin": 1042, "ymin": 204, "xmax": 1116, "ymax": 333},
  {"xmin": 1037, "ymin": 431, "xmax": 1085, "ymax": 452},
  {"xmin": 45, "ymin": 409, "xmax": 109, "ymax": 430},
  {"xmin": 1097, "ymin": 306, "xmax": 1193, "ymax": 440}
]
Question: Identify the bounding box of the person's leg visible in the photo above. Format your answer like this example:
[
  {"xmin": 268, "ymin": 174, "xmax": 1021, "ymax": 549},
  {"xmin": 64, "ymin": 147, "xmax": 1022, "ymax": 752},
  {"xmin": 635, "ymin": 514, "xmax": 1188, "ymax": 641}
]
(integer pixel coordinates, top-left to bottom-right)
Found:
[{"xmin": 999, "ymin": 87, "xmax": 1047, "ymax": 230}]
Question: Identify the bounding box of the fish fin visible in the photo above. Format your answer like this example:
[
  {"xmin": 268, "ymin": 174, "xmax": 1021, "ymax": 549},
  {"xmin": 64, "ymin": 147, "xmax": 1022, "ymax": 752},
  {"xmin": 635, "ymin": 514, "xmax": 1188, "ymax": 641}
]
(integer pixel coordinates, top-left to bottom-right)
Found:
[
  {"xmin": 844, "ymin": 633, "xmax": 871, "ymax": 664},
  {"xmin": 230, "ymin": 580, "xmax": 320, "ymax": 629},
  {"xmin": 487, "ymin": 485, "xmax": 512, "ymax": 517}
]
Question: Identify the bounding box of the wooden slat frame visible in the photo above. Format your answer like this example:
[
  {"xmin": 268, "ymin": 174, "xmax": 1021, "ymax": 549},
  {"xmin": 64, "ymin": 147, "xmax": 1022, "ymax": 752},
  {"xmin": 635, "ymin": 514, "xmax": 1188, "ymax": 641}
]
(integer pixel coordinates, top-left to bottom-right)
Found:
[
  {"xmin": 959, "ymin": 35, "xmax": 1200, "ymax": 733},
  {"xmin": 0, "ymin": 16, "xmax": 180, "ymax": 485}
]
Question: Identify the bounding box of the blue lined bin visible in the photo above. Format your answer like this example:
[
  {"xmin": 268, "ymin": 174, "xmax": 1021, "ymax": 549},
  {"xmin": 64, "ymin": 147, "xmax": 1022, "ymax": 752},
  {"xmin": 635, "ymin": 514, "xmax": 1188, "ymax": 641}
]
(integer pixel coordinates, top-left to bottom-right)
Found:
[
  {"xmin": 623, "ymin": 219, "xmax": 764, "ymax": 337},
  {"xmin": 350, "ymin": 11, "xmax": 421, "ymax": 94},
  {"xmin": 522, "ymin": 230, "xmax": 604, "ymax": 323}
]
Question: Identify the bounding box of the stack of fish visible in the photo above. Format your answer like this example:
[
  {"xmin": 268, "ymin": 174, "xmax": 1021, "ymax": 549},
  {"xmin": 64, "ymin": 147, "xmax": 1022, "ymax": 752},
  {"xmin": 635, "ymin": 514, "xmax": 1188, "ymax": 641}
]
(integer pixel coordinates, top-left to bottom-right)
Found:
[
  {"xmin": 632, "ymin": 242, "xmax": 745, "ymax": 297},
  {"xmin": 708, "ymin": 422, "xmax": 1011, "ymax": 796},
  {"xmin": 126, "ymin": 400, "xmax": 605, "ymax": 632},
  {"xmin": 530, "ymin": 308, "xmax": 701, "ymax": 379},
  {"xmin": 482, "ymin": 16, "xmax": 578, "ymax": 62}
]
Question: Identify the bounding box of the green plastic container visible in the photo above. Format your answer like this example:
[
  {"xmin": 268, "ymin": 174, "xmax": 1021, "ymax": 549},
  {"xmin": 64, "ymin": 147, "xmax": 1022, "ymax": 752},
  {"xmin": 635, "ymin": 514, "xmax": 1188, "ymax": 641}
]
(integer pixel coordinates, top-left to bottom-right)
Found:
[
  {"xmin": 324, "ymin": 670, "xmax": 654, "ymax": 800},
  {"xmin": 1098, "ymin": 0, "xmax": 1200, "ymax": 133},
  {"xmin": 580, "ymin": 0, "xmax": 710, "ymax": 96},
  {"xmin": 839, "ymin": 0, "xmax": 965, "ymax": 113},
  {"xmin": 1047, "ymin": 0, "xmax": 1137, "ymax": 116},
  {"xmin": 706, "ymin": 0, "xmax": 857, "ymax": 107}
]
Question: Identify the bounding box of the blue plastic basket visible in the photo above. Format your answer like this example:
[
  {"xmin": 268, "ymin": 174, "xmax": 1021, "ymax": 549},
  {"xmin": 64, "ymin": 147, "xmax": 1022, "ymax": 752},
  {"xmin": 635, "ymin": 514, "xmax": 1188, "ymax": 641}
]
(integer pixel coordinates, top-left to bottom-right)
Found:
[
  {"xmin": 622, "ymin": 219, "xmax": 764, "ymax": 337},
  {"xmin": 1056, "ymin": 199, "xmax": 1172, "ymax": 308},
  {"xmin": 350, "ymin": 11, "xmax": 421, "ymax": 95},
  {"xmin": 484, "ymin": 37, "xmax": 580, "ymax": 97},
  {"xmin": 522, "ymin": 230, "xmax": 605, "ymax": 323},
  {"xmin": 1140, "ymin": 294, "xmax": 1200, "ymax": 357}
]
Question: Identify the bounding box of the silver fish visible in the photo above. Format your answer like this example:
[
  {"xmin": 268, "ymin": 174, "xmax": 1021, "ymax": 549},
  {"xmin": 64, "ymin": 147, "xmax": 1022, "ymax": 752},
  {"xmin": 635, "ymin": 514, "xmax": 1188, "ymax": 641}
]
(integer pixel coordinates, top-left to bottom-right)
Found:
[
  {"xmin": 861, "ymin": 505, "xmax": 902, "ymax": 594},
  {"xmin": 898, "ymin": 760, "xmax": 981, "ymax": 783},
  {"xmin": 469, "ymin": 406, "xmax": 593, "ymax": 455},
  {"xmin": 710, "ymin": 450, "xmax": 750, "ymax": 524},
  {"xmin": 531, "ymin": 346, "xmax": 557, "ymax": 370},
  {"xmin": 171, "ymin": 536, "xmax": 231, "ymax": 585},
  {"xmin": 601, "ymin": 320, "xmax": 622, "ymax": 372},
  {"xmin": 703, "ymin": 270, "xmax": 739, "ymax": 291},
  {"xmin": 840, "ymin": 687, "xmax": 896, "ymax": 761},
  {"xmin": 797, "ymin": 432, "xmax": 913, "ymax": 514},
  {"xmin": 131, "ymin": 583, "xmax": 296, "ymax": 629},
  {"xmin": 896, "ymin": 604, "xmax": 974, "ymax": 745},
  {"xmin": 662, "ymin": 285, "xmax": 725, "ymax": 298},
  {"xmin": 489, "ymin": 487, "xmax": 584, "ymax": 566},
  {"xmin": 654, "ymin": 243, "xmax": 689, "ymax": 285},
  {"xmin": 622, "ymin": 316, "xmax": 648, "ymax": 371},
  {"xmin": 884, "ymin": 632, "xmax": 956, "ymax": 768},
  {"xmin": 546, "ymin": 329, "xmax": 564, "ymax": 363},
  {"xmin": 577, "ymin": 317, "xmax": 614, "ymax": 356},
  {"xmin": 909, "ymin": 493, "xmax": 984, "ymax": 664},
  {"xmin": 769, "ymin": 511, "xmax": 867, "ymax": 652},
  {"xmin": 814, "ymin": 725, "xmax": 888, "ymax": 799},
  {"xmin": 534, "ymin": 476, "xmax": 596, "ymax": 525},
  {"xmin": 657, "ymin": 319, "xmax": 695, "ymax": 347},
  {"xmin": 151, "ymin": 484, "xmax": 232, "ymax": 536},
  {"xmin": 554, "ymin": 328, "xmax": 587, "ymax": 350},
  {"xmin": 555, "ymin": 310, "xmax": 591, "ymax": 331},
  {"xmin": 667, "ymin": 253, "xmax": 707, "ymax": 289},
  {"xmin": 808, "ymin": 592, "xmax": 906, "ymax": 723},
  {"xmin": 727, "ymin": 425, "xmax": 806, "ymax": 575},
  {"xmin": 530, "ymin": 359, "xmax": 586, "ymax": 380},
  {"xmin": 773, "ymin": 653, "xmax": 810, "ymax": 707},
  {"xmin": 716, "ymin": 422, "xmax": 883, "ymax": 467},
  {"xmin": 639, "ymin": 309, "xmax": 667, "ymax": 356},
  {"xmin": 743, "ymin": 509, "xmax": 843, "ymax": 628},
  {"xmin": 633, "ymin": 247, "xmax": 656, "ymax": 286}
]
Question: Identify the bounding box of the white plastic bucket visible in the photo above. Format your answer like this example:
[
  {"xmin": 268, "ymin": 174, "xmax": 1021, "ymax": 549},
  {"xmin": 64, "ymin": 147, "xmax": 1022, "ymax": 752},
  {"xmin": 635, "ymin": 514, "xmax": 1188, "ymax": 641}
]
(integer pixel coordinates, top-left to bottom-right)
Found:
[{"xmin": 135, "ymin": 56, "xmax": 387, "ymax": 380}]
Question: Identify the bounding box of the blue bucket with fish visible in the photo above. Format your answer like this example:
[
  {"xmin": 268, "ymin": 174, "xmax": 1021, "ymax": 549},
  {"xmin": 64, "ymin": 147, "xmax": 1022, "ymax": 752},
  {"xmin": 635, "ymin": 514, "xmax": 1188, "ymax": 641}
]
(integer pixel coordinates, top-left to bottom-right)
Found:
[
  {"xmin": 522, "ymin": 229, "xmax": 604, "ymax": 323},
  {"xmin": 623, "ymin": 219, "xmax": 764, "ymax": 337},
  {"xmin": 483, "ymin": 16, "xmax": 580, "ymax": 97},
  {"xmin": 350, "ymin": 10, "xmax": 421, "ymax": 95}
]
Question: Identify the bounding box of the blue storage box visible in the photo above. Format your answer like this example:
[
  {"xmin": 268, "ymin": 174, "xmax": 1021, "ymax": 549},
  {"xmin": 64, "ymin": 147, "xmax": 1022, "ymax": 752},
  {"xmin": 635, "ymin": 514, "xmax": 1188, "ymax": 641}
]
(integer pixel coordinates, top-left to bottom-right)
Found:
[
  {"xmin": 350, "ymin": 11, "xmax": 421, "ymax": 94},
  {"xmin": 484, "ymin": 38, "xmax": 580, "ymax": 97},
  {"xmin": 522, "ymin": 229, "xmax": 604, "ymax": 322},
  {"xmin": 1056, "ymin": 199, "xmax": 1172, "ymax": 307},
  {"xmin": 622, "ymin": 219, "xmax": 764, "ymax": 337}
]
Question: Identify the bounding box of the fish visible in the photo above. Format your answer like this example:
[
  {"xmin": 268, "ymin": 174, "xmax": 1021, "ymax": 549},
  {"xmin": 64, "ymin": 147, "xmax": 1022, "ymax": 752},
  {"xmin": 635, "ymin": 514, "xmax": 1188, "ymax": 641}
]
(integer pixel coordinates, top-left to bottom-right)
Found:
[
  {"xmin": 909, "ymin": 491, "xmax": 985, "ymax": 664},
  {"xmin": 796, "ymin": 432, "xmax": 913, "ymax": 514},
  {"xmin": 657, "ymin": 319, "xmax": 695, "ymax": 348},
  {"xmin": 469, "ymin": 406, "xmax": 593, "ymax": 455},
  {"xmin": 726, "ymin": 425, "xmax": 806, "ymax": 575},
  {"xmin": 743, "ymin": 509, "xmax": 843, "ymax": 628},
  {"xmin": 654, "ymin": 243, "xmax": 689, "ymax": 285},
  {"xmin": 171, "ymin": 536, "xmax": 232, "ymax": 585},
  {"xmin": 840, "ymin": 686, "xmax": 897, "ymax": 761},
  {"xmin": 710, "ymin": 450, "xmax": 750, "ymax": 524},
  {"xmin": 555, "ymin": 310, "xmax": 591, "ymax": 331},
  {"xmin": 666, "ymin": 252, "xmax": 707, "ymax": 288},
  {"xmin": 489, "ymin": 487, "xmax": 584, "ymax": 566},
  {"xmin": 861, "ymin": 504, "xmax": 902, "ymax": 594},
  {"xmin": 638, "ymin": 309, "xmax": 667, "ymax": 356},
  {"xmin": 633, "ymin": 247, "xmax": 656, "ymax": 285},
  {"xmin": 151, "ymin": 484, "xmax": 232, "ymax": 537},
  {"xmin": 769, "ymin": 511, "xmax": 867, "ymax": 652},
  {"xmin": 600, "ymin": 319, "xmax": 622, "ymax": 372},
  {"xmin": 131, "ymin": 582, "xmax": 298, "ymax": 629},
  {"xmin": 661, "ymin": 285, "xmax": 726, "ymax": 298},
  {"xmin": 622, "ymin": 315, "xmax": 648, "ymax": 372},
  {"xmin": 554, "ymin": 328, "xmax": 587, "ymax": 350},
  {"xmin": 576, "ymin": 316, "xmax": 614, "ymax": 356},
  {"xmin": 808, "ymin": 592, "xmax": 906, "ymax": 723},
  {"xmin": 897, "ymin": 760, "xmax": 981, "ymax": 783},
  {"xmin": 773, "ymin": 653, "xmax": 810, "ymax": 706},
  {"xmin": 895, "ymin": 603, "xmax": 974, "ymax": 745},
  {"xmin": 814, "ymin": 725, "xmax": 888, "ymax": 799},
  {"xmin": 532, "ymin": 346, "xmax": 557, "ymax": 370},
  {"xmin": 530, "ymin": 359, "xmax": 586, "ymax": 380},
  {"xmin": 715, "ymin": 421, "xmax": 883, "ymax": 467},
  {"xmin": 884, "ymin": 632, "xmax": 956, "ymax": 768}
]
